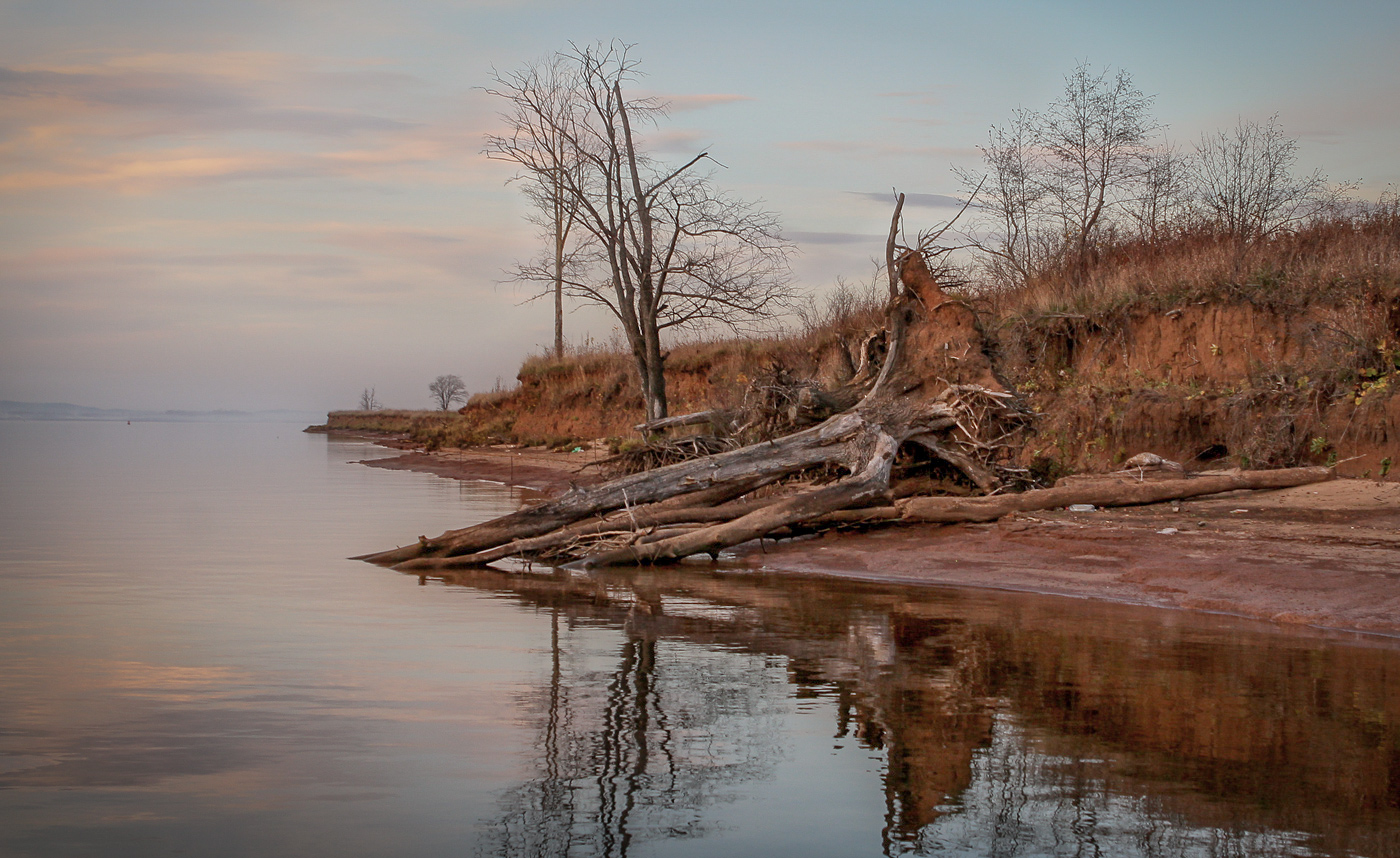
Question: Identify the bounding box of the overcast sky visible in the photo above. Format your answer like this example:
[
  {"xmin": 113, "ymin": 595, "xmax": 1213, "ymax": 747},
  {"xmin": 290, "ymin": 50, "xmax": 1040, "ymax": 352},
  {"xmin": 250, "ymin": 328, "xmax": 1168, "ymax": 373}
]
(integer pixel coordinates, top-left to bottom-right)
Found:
[{"xmin": 3, "ymin": 0, "xmax": 1397, "ymax": 412}]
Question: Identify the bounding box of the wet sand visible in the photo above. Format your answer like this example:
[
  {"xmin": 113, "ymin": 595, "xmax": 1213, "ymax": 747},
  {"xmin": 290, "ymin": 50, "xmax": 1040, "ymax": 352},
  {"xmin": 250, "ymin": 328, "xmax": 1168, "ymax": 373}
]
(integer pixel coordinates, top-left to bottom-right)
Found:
[{"xmin": 350, "ymin": 438, "xmax": 1400, "ymax": 637}]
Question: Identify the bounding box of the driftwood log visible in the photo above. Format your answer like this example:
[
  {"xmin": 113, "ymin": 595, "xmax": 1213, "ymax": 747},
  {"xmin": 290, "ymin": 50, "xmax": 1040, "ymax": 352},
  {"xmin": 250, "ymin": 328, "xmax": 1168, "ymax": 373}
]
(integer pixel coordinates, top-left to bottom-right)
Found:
[
  {"xmin": 359, "ymin": 243, "xmax": 1333, "ymax": 573},
  {"xmin": 898, "ymin": 466, "xmax": 1333, "ymax": 523}
]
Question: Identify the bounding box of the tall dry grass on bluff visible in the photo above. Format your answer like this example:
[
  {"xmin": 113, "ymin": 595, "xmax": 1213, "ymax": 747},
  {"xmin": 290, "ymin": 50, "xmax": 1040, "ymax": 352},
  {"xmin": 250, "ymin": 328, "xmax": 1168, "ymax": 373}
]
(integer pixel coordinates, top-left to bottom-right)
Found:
[{"xmin": 981, "ymin": 204, "xmax": 1400, "ymax": 320}]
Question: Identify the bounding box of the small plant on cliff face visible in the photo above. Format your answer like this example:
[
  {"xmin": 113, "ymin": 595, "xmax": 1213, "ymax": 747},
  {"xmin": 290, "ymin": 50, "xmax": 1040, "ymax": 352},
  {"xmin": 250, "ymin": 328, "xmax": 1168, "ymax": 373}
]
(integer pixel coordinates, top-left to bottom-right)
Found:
[
  {"xmin": 1354, "ymin": 370, "xmax": 1392, "ymax": 405},
  {"xmin": 1309, "ymin": 436, "xmax": 1330, "ymax": 456}
]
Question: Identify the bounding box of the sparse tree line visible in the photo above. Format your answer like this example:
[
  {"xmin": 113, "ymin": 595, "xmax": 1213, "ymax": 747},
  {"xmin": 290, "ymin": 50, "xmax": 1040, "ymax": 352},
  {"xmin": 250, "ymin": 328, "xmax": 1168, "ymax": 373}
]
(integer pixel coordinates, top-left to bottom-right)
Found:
[
  {"xmin": 483, "ymin": 48, "xmax": 1386, "ymax": 419},
  {"xmin": 955, "ymin": 61, "xmax": 1366, "ymax": 290}
]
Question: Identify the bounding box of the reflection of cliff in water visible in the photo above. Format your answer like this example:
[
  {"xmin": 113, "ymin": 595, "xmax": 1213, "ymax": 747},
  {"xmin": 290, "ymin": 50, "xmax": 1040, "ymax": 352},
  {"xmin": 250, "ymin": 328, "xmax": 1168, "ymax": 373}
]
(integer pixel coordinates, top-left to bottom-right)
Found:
[{"xmin": 436, "ymin": 567, "xmax": 1400, "ymax": 858}]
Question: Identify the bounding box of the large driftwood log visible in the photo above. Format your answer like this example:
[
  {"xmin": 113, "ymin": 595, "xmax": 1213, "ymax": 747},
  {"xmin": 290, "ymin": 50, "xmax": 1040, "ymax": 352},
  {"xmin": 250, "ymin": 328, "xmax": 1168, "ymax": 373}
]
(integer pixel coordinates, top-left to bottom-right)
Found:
[
  {"xmin": 634, "ymin": 409, "xmax": 736, "ymax": 434},
  {"xmin": 358, "ymin": 410, "xmax": 907, "ymax": 565},
  {"xmin": 582, "ymin": 433, "xmax": 899, "ymax": 567},
  {"xmin": 358, "ymin": 243, "xmax": 1030, "ymax": 570},
  {"xmin": 898, "ymin": 466, "xmax": 1333, "ymax": 523}
]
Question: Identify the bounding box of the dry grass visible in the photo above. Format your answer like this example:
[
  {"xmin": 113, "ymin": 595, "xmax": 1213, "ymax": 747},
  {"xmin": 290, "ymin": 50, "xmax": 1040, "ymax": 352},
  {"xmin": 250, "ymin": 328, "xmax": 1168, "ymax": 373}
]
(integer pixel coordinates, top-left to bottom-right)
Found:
[
  {"xmin": 326, "ymin": 409, "xmax": 450, "ymax": 434},
  {"xmin": 983, "ymin": 211, "xmax": 1400, "ymax": 319}
]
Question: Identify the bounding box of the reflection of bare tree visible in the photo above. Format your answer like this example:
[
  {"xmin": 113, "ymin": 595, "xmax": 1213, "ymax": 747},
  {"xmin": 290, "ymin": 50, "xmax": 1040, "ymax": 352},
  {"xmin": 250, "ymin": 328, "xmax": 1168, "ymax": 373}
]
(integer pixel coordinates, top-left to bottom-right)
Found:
[
  {"xmin": 478, "ymin": 600, "xmax": 785, "ymax": 858},
  {"xmin": 441, "ymin": 568, "xmax": 1400, "ymax": 858}
]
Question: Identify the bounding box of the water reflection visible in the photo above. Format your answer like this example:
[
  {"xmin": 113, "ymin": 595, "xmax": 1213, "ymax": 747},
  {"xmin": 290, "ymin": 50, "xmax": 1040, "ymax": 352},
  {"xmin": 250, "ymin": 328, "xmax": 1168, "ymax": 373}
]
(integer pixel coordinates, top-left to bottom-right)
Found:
[{"xmin": 422, "ymin": 567, "xmax": 1400, "ymax": 858}]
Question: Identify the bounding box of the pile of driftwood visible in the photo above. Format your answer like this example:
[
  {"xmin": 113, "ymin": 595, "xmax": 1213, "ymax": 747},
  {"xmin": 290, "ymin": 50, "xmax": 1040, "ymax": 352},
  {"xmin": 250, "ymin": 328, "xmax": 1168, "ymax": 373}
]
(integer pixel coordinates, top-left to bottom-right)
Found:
[{"xmin": 358, "ymin": 250, "xmax": 1331, "ymax": 574}]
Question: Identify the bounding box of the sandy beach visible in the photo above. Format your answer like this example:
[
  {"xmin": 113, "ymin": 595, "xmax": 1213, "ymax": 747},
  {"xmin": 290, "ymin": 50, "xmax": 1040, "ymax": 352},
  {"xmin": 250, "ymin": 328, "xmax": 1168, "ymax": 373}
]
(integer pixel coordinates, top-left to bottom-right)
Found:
[{"xmin": 350, "ymin": 438, "xmax": 1400, "ymax": 637}]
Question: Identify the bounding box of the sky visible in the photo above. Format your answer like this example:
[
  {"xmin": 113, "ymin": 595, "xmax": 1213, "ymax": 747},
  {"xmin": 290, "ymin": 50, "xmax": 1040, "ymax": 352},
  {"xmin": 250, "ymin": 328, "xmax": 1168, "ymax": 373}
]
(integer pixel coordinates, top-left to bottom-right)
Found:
[{"xmin": 2, "ymin": 0, "xmax": 1397, "ymax": 412}]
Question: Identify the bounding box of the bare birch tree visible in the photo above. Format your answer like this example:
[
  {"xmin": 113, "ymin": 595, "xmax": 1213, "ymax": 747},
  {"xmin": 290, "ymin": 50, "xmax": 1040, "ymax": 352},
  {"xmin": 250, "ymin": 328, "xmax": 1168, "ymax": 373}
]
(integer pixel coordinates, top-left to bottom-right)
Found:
[
  {"xmin": 957, "ymin": 62, "xmax": 1160, "ymax": 287},
  {"xmin": 485, "ymin": 43, "xmax": 793, "ymax": 421},
  {"xmin": 1124, "ymin": 143, "xmax": 1193, "ymax": 241},
  {"xmin": 956, "ymin": 108, "xmax": 1048, "ymax": 288}
]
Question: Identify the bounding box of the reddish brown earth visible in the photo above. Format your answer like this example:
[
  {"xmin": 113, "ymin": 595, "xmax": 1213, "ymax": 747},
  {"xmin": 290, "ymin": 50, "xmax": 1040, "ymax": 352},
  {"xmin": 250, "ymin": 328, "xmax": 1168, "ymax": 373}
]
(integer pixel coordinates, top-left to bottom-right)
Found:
[
  {"xmin": 352, "ymin": 438, "xmax": 1400, "ymax": 638},
  {"xmin": 736, "ymin": 479, "xmax": 1400, "ymax": 637}
]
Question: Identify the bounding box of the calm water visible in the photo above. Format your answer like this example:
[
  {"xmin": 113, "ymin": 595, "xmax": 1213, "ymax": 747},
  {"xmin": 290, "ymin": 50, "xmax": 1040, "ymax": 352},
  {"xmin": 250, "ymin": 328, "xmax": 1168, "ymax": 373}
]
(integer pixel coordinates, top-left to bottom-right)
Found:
[{"xmin": 1, "ymin": 422, "xmax": 1398, "ymax": 858}]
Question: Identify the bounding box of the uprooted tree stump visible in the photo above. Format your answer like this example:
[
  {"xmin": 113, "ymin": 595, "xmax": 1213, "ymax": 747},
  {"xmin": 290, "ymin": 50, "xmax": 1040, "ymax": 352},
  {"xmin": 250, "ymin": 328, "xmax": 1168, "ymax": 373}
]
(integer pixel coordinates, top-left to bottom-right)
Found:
[{"xmin": 357, "ymin": 248, "xmax": 1334, "ymax": 574}]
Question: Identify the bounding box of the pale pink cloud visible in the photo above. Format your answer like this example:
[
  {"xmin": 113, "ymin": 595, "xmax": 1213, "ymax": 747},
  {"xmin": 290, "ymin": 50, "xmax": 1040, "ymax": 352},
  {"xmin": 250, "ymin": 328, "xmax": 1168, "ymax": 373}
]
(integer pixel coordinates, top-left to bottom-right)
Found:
[{"xmin": 0, "ymin": 51, "xmax": 453, "ymax": 192}]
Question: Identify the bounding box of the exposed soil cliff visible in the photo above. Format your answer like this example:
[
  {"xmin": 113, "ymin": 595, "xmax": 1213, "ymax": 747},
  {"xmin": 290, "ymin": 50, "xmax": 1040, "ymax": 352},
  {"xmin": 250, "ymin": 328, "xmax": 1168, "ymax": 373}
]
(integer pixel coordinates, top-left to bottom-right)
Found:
[
  {"xmin": 325, "ymin": 219, "xmax": 1400, "ymax": 478},
  {"xmin": 326, "ymin": 301, "xmax": 1398, "ymax": 480}
]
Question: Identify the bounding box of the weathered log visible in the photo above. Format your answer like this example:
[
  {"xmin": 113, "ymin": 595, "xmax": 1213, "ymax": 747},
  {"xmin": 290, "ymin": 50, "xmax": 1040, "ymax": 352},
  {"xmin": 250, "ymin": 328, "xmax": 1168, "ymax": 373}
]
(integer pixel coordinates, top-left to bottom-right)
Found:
[
  {"xmin": 396, "ymin": 523, "xmax": 712, "ymax": 573},
  {"xmin": 395, "ymin": 494, "xmax": 782, "ymax": 570},
  {"xmin": 356, "ymin": 411, "xmax": 887, "ymax": 565},
  {"xmin": 582, "ymin": 432, "xmax": 899, "ymax": 567},
  {"xmin": 634, "ymin": 409, "xmax": 736, "ymax": 434},
  {"xmin": 898, "ymin": 466, "xmax": 1333, "ymax": 523}
]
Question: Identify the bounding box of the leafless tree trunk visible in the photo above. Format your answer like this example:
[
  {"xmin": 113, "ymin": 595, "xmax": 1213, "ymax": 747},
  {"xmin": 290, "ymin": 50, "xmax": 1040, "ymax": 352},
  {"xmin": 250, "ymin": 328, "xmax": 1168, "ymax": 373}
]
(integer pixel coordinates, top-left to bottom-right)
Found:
[{"xmin": 484, "ymin": 54, "xmax": 585, "ymax": 362}]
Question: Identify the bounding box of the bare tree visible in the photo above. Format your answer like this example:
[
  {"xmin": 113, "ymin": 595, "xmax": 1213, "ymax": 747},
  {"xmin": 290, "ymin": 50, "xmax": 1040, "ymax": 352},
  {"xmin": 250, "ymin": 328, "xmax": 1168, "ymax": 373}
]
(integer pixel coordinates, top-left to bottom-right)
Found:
[
  {"xmin": 1124, "ymin": 143, "xmax": 1193, "ymax": 241},
  {"xmin": 956, "ymin": 108, "xmax": 1048, "ymax": 288},
  {"xmin": 485, "ymin": 55, "xmax": 587, "ymax": 361},
  {"xmin": 485, "ymin": 43, "xmax": 794, "ymax": 421},
  {"xmin": 957, "ymin": 62, "xmax": 1160, "ymax": 286},
  {"xmin": 358, "ymin": 387, "xmax": 380, "ymax": 411},
  {"xmin": 1040, "ymin": 62, "xmax": 1159, "ymax": 272},
  {"xmin": 1193, "ymin": 115, "xmax": 1340, "ymax": 239},
  {"xmin": 428, "ymin": 374, "xmax": 467, "ymax": 411}
]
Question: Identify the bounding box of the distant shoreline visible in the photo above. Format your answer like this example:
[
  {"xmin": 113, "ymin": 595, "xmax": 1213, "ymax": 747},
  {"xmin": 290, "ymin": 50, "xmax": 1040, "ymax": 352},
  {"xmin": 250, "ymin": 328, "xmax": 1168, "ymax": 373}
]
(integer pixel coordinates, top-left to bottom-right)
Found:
[{"xmin": 1, "ymin": 400, "xmax": 322, "ymax": 423}]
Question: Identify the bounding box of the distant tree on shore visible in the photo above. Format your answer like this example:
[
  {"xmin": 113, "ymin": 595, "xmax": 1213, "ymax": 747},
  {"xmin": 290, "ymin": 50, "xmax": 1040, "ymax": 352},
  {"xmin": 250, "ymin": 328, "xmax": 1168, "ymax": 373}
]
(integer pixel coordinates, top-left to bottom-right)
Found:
[
  {"xmin": 484, "ymin": 42, "xmax": 795, "ymax": 421},
  {"xmin": 429, "ymin": 375, "xmax": 467, "ymax": 411},
  {"xmin": 359, "ymin": 387, "xmax": 380, "ymax": 411}
]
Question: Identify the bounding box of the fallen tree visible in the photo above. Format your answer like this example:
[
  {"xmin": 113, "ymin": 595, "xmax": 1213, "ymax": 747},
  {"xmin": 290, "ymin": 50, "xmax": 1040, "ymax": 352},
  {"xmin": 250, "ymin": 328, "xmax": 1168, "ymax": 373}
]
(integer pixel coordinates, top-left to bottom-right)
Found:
[
  {"xmin": 898, "ymin": 465, "xmax": 1333, "ymax": 523},
  {"xmin": 358, "ymin": 229, "xmax": 1027, "ymax": 569},
  {"xmin": 359, "ymin": 224, "xmax": 1333, "ymax": 573}
]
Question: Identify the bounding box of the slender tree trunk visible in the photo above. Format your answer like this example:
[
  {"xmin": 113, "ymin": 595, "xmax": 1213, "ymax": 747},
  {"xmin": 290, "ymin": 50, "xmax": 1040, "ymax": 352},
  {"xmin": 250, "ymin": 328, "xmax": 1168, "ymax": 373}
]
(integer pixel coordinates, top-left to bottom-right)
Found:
[
  {"xmin": 553, "ymin": 229, "xmax": 565, "ymax": 360},
  {"xmin": 641, "ymin": 316, "xmax": 667, "ymax": 421}
]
